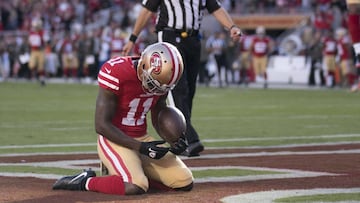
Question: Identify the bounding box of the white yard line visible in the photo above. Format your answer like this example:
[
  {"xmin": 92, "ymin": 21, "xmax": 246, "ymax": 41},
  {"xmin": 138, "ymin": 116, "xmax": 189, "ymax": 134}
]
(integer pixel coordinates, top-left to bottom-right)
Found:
[
  {"xmin": 0, "ymin": 159, "xmax": 101, "ymax": 170},
  {"xmin": 196, "ymin": 114, "xmax": 359, "ymax": 121},
  {"xmin": 0, "ymin": 160, "xmax": 338, "ymax": 183},
  {"xmin": 220, "ymin": 141, "xmax": 360, "ymax": 149},
  {"xmin": 0, "ymin": 133, "xmax": 359, "ymax": 150},
  {"xmin": 0, "ymin": 172, "xmax": 63, "ymax": 180},
  {"xmin": 0, "ymin": 151, "xmax": 96, "ymax": 157},
  {"xmin": 0, "ymin": 143, "xmax": 95, "ymax": 149},
  {"xmin": 0, "ymin": 148, "xmax": 352, "ymax": 181},
  {"xmin": 1, "ymin": 148, "xmax": 360, "ymax": 158},
  {"xmin": 203, "ymin": 134, "xmax": 360, "ymax": 143},
  {"xmin": 221, "ymin": 188, "xmax": 360, "ymax": 203},
  {"xmin": 191, "ymin": 166, "xmax": 338, "ymax": 183},
  {"xmin": 181, "ymin": 149, "xmax": 360, "ymax": 160}
]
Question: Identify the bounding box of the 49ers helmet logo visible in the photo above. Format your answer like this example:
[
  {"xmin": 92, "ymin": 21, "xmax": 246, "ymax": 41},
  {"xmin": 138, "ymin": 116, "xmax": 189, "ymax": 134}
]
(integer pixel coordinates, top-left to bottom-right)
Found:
[{"xmin": 150, "ymin": 52, "xmax": 162, "ymax": 74}]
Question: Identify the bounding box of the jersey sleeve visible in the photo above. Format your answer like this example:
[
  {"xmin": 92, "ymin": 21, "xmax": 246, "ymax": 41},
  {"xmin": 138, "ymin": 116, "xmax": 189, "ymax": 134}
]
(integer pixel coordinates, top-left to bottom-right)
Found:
[{"xmin": 97, "ymin": 60, "xmax": 121, "ymax": 94}]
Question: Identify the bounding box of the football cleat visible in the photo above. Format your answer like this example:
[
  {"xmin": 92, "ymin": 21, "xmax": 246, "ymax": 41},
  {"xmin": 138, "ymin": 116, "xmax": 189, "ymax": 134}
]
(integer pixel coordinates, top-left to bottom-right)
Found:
[{"xmin": 52, "ymin": 169, "xmax": 96, "ymax": 191}]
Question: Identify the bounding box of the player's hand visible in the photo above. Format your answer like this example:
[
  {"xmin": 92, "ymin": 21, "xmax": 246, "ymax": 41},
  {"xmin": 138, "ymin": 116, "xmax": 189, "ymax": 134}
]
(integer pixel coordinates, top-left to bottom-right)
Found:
[
  {"xmin": 122, "ymin": 41, "xmax": 134, "ymax": 56},
  {"xmin": 230, "ymin": 25, "xmax": 242, "ymax": 41},
  {"xmin": 169, "ymin": 137, "xmax": 188, "ymax": 155},
  {"xmin": 139, "ymin": 141, "xmax": 169, "ymax": 159}
]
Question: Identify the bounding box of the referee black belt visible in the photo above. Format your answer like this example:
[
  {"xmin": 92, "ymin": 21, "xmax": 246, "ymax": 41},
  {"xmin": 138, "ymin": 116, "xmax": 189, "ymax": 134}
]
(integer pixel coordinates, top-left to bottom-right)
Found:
[{"xmin": 162, "ymin": 27, "xmax": 199, "ymax": 38}]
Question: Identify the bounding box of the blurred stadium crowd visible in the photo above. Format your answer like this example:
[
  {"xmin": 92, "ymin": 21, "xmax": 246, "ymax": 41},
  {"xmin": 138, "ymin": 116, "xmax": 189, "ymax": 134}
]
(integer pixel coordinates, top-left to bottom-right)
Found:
[{"xmin": 0, "ymin": 0, "xmax": 357, "ymax": 88}]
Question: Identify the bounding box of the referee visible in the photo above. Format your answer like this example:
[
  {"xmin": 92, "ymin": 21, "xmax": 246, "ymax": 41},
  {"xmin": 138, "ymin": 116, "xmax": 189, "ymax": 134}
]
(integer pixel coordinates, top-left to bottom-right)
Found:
[{"xmin": 123, "ymin": 0, "xmax": 242, "ymax": 157}]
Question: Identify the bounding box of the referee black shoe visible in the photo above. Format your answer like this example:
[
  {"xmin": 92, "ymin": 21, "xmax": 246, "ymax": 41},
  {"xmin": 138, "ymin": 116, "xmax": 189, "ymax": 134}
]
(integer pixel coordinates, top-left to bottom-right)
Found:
[
  {"xmin": 52, "ymin": 169, "xmax": 96, "ymax": 191},
  {"xmin": 181, "ymin": 141, "xmax": 204, "ymax": 157}
]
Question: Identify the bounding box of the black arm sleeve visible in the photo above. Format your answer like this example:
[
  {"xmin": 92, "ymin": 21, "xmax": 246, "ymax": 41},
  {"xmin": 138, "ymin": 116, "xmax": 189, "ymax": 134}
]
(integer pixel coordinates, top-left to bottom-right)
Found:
[
  {"xmin": 206, "ymin": 0, "xmax": 222, "ymax": 14},
  {"xmin": 142, "ymin": 0, "xmax": 162, "ymax": 12}
]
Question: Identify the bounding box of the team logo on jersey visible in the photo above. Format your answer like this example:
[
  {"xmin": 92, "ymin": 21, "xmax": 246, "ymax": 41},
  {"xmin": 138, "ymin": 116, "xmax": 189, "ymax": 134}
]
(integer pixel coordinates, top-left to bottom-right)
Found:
[{"xmin": 150, "ymin": 52, "xmax": 162, "ymax": 75}]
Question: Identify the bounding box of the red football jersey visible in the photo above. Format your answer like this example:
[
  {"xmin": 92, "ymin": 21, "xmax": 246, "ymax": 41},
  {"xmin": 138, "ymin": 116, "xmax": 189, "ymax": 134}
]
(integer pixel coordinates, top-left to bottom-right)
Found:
[
  {"xmin": 322, "ymin": 36, "xmax": 337, "ymax": 55},
  {"xmin": 97, "ymin": 56, "xmax": 161, "ymax": 138},
  {"xmin": 28, "ymin": 30, "xmax": 44, "ymax": 49},
  {"xmin": 239, "ymin": 35, "xmax": 253, "ymax": 52},
  {"xmin": 111, "ymin": 37, "xmax": 125, "ymax": 53},
  {"xmin": 337, "ymin": 36, "xmax": 351, "ymax": 60},
  {"xmin": 251, "ymin": 36, "xmax": 271, "ymax": 57}
]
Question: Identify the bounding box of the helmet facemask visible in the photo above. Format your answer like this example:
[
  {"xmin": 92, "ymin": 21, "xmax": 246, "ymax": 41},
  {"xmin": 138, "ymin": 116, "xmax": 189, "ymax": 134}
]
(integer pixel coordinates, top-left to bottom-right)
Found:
[{"xmin": 140, "ymin": 66, "xmax": 174, "ymax": 95}]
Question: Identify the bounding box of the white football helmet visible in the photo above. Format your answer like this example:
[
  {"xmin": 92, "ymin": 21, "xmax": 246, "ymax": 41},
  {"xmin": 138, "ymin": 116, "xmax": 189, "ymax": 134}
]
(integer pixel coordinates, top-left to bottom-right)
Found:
[
  {"xmin": 31, "ymin": 18, "xmax": 42, "ymax": 29},
  {"xmin": 137, "ymin": 42, "xmax": 184, "ymax": 95},
  {"xmin": 335, "ymin": 27, "xmax": 347, "ymax": 39},
  {"xmin": 256, "ymin": 26, "xmax": 266, "ymax": 35}
]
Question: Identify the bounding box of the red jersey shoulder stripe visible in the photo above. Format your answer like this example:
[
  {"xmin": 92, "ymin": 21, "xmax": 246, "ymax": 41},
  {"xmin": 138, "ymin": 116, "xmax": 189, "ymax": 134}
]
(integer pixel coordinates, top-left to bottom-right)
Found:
[{"xmin": 98, "ymin": 70, "xmax": 120, "ymax": 90}]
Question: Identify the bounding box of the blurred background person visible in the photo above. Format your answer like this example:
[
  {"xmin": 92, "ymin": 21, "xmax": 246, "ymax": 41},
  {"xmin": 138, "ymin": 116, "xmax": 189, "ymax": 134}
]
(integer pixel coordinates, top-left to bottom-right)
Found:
[
  {"xmin": 82, "ymin": 31, "xmax": 97, "ymax": 81},
  {"xmin": 347, "ymin": 0, "xmax": 360, "ymax": 92},
  {"xmin": 238, "ymin": 34, "xmax": 254, "ymax": 86},
  {"xmin": 225, "ymin": 31, "xmax": 238, "ymax": 84},
  {"xmin": 321, "ymin": 29, "xmax": 337, "ymax": 87},
  {"xmin": 336, "ymin": 27, "xmax": 354, "ymax": 87},
  {"xmin": 207, "ymin": 31, "xmax": 229, "ymax": 88},
  {"xmin": 28, "ymin": 18, "xmax": 45, "ymax": 85},
  {"xmin": 16, "ymin": 35, "xmax": 31, "ymax": 79},
  {"xmin": 110, "ymin": 28, "xmax": 125, "ymax": 58},
  {"xmin": 250, "ymin": 26, "xmax": 274, "ymax": 89},
  {"xmin": 97, "ymin": 27, "xmax": 111, "ymax": 73},
  {"xmin": 75, "ymin": 31, "xmax": 87, "ymax": 80},
  {"xmin": 0, "ymin": 41, "xmax": 10, "ymax": 81},
  {"xmin": 198, "ymin": 32, "xmax": 212, "ymax": 86},
  {"xmin": 307, "ymin": 30, "xmax": 325, "ymax": 87},
  {"xmin": 60, "ymin": 31, "xmax": 79, "ymax": 80},
  {"xmin": 347, "ymin": 0, "xmax": 360, "ymax": 65},
  {"xmin": 44, "ymin": 41, "xmax": 59, "ymax": 78}
]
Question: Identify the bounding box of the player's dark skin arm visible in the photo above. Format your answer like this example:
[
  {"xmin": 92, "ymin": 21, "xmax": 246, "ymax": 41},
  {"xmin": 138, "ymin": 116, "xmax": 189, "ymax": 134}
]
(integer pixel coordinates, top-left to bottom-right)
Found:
[
  {"xmin": 94, "ymin": 87, "xmax": 147, "ymax": 195},
  {"xmin": 95, "ymin": 87, "xmax": 142, "ymax": 151}
]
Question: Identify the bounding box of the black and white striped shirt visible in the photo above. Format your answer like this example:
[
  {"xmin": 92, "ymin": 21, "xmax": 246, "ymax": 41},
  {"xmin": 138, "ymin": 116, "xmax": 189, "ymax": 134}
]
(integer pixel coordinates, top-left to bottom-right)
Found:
[{"xmin": 142, "ymin": 0, "xmax": 221, "ymax": 32}]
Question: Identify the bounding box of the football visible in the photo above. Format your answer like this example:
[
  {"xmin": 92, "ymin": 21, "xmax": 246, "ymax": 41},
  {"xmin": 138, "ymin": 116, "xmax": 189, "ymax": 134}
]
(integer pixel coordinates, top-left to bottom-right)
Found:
[{"xmin": 157, "ymin": 106, "xmax": 186, "ymax": 146}]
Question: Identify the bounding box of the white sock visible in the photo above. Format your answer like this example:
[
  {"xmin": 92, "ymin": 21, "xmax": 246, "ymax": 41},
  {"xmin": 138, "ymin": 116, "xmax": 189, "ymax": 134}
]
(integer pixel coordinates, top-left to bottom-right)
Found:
[{"xmin": 85, "ymin": 177, "xmax": 92, "ymax": 191}]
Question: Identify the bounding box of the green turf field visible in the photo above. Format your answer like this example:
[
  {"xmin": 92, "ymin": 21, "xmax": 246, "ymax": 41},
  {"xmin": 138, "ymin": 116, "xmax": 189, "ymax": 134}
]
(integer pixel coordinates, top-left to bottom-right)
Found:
[
  {"xmin": 275, "ymin": 192, "xmax": 360, "ymax": 203},
  {"xmin": 1, "ymin": 82, "xmax": 360, "ymax": 202},
  {"xmin": 1, "ymin": 82, "xmax": 360, "ymax": 150}
]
